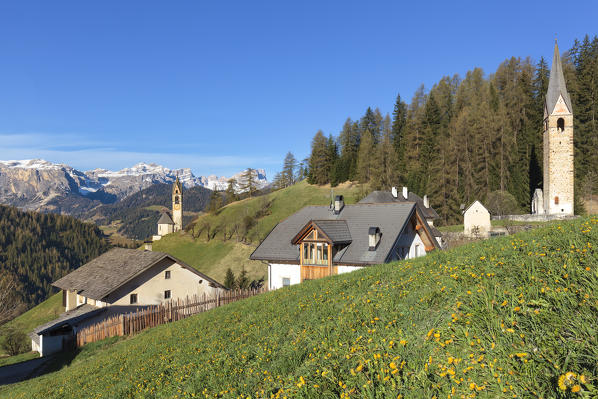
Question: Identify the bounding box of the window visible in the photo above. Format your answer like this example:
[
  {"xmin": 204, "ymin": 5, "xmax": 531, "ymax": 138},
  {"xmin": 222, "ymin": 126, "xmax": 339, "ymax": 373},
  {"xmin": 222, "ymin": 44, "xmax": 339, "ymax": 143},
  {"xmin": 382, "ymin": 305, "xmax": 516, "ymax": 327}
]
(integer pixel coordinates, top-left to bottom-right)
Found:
[
  {"xmin": 554, "ymin": 196, "xmax": 559, "ymax": 205},
  {"xmin": 282, "ymin": 277, "xmax": 290, "ymax": 287},
  {"xmin": 165, "ymin": 270, "xmax": 171, "ymax": 279},
  {"xmin": 130, "ymin": 294, "xmax": 137, "ymax": 304},
  {"xmin": 557, "ymin": 118, "xmax": 565, "ymax": 131},
  {"xmin": 175, "ymin": 195, "xmax": 180, "ymax": 204},
  {"xmin": 164, "ymin": 290, "xmax": 171, "ymax": 299},
  {"xmin": 302, "ymin": 242, "xmax": 328, "ymax": 265}
]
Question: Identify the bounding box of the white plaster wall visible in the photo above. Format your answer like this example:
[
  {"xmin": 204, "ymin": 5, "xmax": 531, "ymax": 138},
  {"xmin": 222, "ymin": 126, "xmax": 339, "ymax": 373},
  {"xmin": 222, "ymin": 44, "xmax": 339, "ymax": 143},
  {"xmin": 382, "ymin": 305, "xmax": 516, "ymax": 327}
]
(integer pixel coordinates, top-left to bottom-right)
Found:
[
  {"xmin": 269, "ymin": 263, "xmax": 300, "ymax": 290},
  {"xmin": 464, "ymin": 202, "xmax": 491, "ymax": 237},
  {"xmin": 393, "ymin": 222, "xmax": 426, "ymax": 260},
  {"xmin": 336, "ymin": 265, "xmax": 363, "ymax": 274},
  {"xmin": 158, "ymin": 223, "xmax": 174, "ymax": 236},
  {"xmin": 40, "ymin": 335, "xmax": 66, "ymax": 357},
  {"xmin": 104, "ymin": 258, "xmax": 222, "ymax": 305}
]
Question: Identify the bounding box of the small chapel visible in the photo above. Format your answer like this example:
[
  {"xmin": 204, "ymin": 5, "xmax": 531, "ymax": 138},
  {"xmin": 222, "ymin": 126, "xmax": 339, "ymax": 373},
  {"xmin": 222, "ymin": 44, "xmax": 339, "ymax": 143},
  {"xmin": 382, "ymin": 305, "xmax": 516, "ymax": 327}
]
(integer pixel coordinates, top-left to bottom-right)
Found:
[
  {"xmin": 532, "ymin": 41, "xmax": 575, "ymax": 216},
  {"xmin": 153, "ymin": 177, "xmax": 183, "ymax": 241}
]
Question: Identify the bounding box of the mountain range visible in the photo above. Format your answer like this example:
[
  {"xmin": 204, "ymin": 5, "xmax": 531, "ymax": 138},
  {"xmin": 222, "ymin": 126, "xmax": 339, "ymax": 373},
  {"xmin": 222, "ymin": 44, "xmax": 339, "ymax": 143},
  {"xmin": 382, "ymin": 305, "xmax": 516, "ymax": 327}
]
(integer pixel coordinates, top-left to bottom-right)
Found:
[{"xmin": 0, "ymin": 159, "xmax": 268, "ymax": 216}]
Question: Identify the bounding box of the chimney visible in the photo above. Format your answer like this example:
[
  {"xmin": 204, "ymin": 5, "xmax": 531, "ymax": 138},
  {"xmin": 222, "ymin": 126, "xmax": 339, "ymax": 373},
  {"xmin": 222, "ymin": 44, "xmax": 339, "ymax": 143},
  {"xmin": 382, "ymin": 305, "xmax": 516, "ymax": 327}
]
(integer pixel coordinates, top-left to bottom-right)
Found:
[
  {"xmin": 402, "ymin": 186, "xmax": 408, "ymax": 200},
  {"xmin": 144, "ymin": 240, "xmax": 153, "ymax": 251},
  {"xmin": 334, "ymin": 195, "xmax": 344, "ymax": 214},
  {"xmin": 391, "ymin": 187, "xmax": 398, "ymax": 198},
  {"xmin": 423, "ymin": 195, "xmax": 429, "ymax": 208},
  {"xmin": 368, "ymin": 227, "xmax": 381, "ymax": 251}
]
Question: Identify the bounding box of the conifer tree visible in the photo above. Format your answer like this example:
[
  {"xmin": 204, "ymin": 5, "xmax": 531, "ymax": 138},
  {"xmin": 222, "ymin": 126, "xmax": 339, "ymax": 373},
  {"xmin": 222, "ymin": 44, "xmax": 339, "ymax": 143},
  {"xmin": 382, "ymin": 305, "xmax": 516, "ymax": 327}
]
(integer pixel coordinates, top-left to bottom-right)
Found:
[
  {"xmin": 356, "ymin": 129, "xmax": 375, "ymax": 183},
  {"xmin": 308, "ymin": 130, "xmax": 332, "ymax": 185},
  {"xmin": 281, "ymin": 152, "xmax": 297, "ymax": 187},
  {"xmin": 240, "ymin": 168, "xmax": 258, "ymax": 197},
  {"xmin": 224, "ymin": 268, "xmax": 236, "ymax": 289},
  {"xmin": 225, "ymin": 178, "xmax": 238, "ymax": 204}
]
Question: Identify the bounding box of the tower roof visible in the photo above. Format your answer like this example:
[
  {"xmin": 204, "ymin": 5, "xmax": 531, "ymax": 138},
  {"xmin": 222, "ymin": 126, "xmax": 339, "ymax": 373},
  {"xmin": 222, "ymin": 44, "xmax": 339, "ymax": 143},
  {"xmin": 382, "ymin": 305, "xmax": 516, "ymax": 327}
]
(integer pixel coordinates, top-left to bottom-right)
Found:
[
  {"xmin": 173, "ymin": 176, "xmax": 182, "ymax": 193},
  {"xmin": 546, "ymin": 41, "xmax": 572, "ymax": 114}
]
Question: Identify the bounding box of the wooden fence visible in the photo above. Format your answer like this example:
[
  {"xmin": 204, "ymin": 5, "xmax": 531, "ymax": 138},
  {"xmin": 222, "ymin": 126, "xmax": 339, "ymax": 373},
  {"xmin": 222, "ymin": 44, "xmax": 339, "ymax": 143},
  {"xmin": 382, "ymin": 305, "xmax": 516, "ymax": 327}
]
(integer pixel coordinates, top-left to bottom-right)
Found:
[{"xmin": 76, "ymin": 287, "xmax": 267, "ymax": 347}]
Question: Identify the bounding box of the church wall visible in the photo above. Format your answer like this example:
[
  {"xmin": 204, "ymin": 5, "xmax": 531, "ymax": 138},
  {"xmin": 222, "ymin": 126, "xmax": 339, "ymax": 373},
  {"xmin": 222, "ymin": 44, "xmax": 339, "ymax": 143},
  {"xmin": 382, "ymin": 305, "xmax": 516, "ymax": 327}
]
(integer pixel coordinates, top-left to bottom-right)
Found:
[{"xmin": 543, "ymin": 106, "xmax": 574, "ymax": 215}]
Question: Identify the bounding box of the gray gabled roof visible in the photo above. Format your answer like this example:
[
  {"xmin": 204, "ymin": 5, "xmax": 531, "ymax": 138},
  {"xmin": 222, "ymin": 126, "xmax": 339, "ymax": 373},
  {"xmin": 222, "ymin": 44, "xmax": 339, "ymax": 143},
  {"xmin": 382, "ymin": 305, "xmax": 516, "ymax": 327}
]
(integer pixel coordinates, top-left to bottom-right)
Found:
[
  {"xmin": 312, "ymin": 220, "xmax": 352, "ymax": 244},
  {"xmin": 32, "ymin": 304, "xmax": 105, "ymax": 336},
  {"xmin": 546, "ymin": 41, "xmax": 572, "ymax": 115},
  {"xmin": 251, "ymin": 203, "xmax": 428, "ymax": 265},
  {"xmin": 359, "ymin": 190, "xmax": 440, "ymax": 219},
  {"xmin": 158, "ymin": 212, "xmax": 174, "ymax": 225},
  {"xmin": 53, "ymin": 248, "xmax": 225, "ymax": 301}
]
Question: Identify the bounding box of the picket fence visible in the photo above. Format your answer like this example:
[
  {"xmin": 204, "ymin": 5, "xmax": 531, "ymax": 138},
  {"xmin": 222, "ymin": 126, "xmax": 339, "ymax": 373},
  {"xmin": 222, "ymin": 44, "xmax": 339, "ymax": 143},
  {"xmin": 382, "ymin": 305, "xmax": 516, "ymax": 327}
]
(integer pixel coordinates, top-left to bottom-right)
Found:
[{"xmin": 76, "ymin": 287, "xmax": 267, "ymax": 347}]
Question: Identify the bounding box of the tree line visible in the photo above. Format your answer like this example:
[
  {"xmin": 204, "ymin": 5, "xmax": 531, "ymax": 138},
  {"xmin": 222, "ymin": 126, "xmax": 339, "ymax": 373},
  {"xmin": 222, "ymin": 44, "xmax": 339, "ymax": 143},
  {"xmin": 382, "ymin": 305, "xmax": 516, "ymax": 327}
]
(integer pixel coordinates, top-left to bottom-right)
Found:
[
  {"xmin": 0, "ymin": 205, "xmax": 110, "ymax": 313},
  {"xmin": 303, "ymin": 36, "xmax": 598, "ymax": 225}
]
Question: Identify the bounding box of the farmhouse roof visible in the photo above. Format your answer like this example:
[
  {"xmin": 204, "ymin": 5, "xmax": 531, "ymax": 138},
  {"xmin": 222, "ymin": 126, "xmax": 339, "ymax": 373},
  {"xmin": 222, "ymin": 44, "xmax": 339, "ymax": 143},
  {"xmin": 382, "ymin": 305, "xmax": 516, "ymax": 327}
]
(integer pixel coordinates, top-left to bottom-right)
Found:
[
  {"xmin": 359, "ymin": 190, "xmax": 439, "ymax": 219},
  {"xmin": 158, "ymin": 212, "xmax": 174, "ymax": 225},
  {"xmin": 32, "ymin": 304, "xmax": 105, "ymax": 336},
  {"xmin": 251, "ymin": 203, "xmax": 439, "ymax": 265},
  {"xmin": 546, "ymin": 41, "xmax": 572, "ymax": 114},
  {"xmin": 292, "ymin": 220, "xmax": 352, "ymax": 245},
  {"xmin": 53, "ymin": 248, "xmax": 225, "ymax": 301}
]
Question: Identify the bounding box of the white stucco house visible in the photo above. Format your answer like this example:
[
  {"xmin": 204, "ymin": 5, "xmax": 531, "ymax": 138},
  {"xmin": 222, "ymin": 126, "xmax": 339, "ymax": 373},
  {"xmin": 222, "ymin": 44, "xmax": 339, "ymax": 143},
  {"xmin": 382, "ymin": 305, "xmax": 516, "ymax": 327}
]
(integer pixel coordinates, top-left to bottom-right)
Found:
[
  {"xmin": 463, "ymin": 200, "xmax": 491, "ymax": 238},
  {"xmin": 250, "ymin": 196, "xmax": 440, "ymax": 290},
  {"xmin": 30, "ymin": 248, "xmax": 226, "ymax": 356}
]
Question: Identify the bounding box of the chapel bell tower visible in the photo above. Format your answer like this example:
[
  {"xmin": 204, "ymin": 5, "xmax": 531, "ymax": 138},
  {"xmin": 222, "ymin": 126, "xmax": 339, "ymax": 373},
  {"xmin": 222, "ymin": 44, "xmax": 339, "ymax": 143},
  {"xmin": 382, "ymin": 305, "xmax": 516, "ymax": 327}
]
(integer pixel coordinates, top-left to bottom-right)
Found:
[
  {"xmin": 543, "ymin": 40, "xmax": 574, "ymax": 215},
  {"xmin": 172, "ymin": 176, "xmax": 183, "ymax": 231}
]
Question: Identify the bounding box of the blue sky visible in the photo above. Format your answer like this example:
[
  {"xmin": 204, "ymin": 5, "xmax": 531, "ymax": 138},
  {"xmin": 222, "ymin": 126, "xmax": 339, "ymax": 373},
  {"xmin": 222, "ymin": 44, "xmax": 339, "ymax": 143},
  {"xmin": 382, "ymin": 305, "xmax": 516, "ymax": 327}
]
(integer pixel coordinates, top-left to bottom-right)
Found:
[{"xmin": 1, "ymin": 1, "xmax": 597, "ymax": 179}]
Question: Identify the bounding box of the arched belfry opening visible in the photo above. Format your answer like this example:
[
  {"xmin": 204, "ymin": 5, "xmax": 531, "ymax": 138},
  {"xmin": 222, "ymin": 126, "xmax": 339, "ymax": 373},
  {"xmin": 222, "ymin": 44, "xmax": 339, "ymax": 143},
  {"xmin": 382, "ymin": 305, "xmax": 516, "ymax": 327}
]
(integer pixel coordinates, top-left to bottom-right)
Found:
[{"xmin": 557, "ymin": 118, "xmax": 565, "ymax": 131}]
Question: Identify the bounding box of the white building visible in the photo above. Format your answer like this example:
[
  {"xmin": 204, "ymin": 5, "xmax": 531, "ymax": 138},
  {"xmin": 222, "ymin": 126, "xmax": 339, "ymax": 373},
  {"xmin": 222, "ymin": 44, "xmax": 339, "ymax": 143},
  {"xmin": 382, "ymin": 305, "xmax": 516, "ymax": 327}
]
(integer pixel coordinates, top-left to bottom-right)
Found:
[{"xmin": 250, "ymin": 196, "xmax": 440, "ymax": 290}]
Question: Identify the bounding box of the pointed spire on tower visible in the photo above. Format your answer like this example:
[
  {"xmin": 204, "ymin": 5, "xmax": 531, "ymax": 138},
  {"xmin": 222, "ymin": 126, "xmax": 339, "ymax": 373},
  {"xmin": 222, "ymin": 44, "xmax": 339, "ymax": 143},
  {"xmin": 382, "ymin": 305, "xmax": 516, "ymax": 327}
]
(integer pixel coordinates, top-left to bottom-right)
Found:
[{"xmin": 546, "ymin": 40, "xmax": 572, "ymax": 114}]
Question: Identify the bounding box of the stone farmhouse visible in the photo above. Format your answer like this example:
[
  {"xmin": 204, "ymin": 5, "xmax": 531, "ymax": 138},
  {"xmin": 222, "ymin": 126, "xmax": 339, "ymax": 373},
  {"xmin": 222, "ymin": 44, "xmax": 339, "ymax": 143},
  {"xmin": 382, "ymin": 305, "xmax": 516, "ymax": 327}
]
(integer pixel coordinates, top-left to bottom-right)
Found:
[
  {"xmin": 250, "ymin": 195, "xmax": 440, "ymax": 290},
  {"xmin": 31, "ymin": 248, "xmax": 225, "ymax": 356}
]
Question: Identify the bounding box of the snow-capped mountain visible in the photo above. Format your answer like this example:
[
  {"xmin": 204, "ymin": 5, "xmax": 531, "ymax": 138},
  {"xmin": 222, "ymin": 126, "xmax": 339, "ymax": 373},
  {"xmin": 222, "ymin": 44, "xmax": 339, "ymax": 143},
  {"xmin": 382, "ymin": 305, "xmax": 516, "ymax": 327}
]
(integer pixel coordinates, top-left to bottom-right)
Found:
[{"xmin": 0, "ymin": 159, "xmax": 268, "ymax": 213}]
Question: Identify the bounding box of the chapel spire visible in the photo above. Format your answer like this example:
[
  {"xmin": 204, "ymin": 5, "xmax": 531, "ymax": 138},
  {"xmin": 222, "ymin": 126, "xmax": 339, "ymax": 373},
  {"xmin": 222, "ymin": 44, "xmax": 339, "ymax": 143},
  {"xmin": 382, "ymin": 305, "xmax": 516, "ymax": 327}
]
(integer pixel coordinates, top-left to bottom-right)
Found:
[{"xmin": 545, "ymin": 40, "xmax": 572, "ymax": 115}]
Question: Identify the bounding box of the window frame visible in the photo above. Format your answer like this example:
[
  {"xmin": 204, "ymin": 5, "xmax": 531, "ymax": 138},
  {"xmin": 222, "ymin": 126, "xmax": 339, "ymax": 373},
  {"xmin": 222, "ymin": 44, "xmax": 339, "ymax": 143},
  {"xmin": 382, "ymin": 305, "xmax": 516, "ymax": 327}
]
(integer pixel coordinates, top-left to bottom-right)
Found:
[
  {"xmin": 165, "ymin": 270, "xmax": 171, "ymax": 279},
  {"xmin": 164, "ymin": 290, "xmax": 171, "ymax": 299},
  {"xmin": 130, "ymin": 293, "xmax": 138, "ymax": 304}
]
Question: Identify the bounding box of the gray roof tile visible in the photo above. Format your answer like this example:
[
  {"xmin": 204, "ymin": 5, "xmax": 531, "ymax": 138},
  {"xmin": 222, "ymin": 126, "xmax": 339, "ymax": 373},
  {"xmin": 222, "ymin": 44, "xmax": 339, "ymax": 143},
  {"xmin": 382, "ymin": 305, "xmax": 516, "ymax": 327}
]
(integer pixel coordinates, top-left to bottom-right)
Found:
[
  {"xmin": 53, "ymin": 248, "xmax": 224, "ymax": 301},
  {"xmin": 359, "ymin": 190, "xmax": 440, "ymax": 219},
  {"xmin": 546, "ymin": 42, "xmax": 572, "ymax": 114},
  {"xmin": 158, "ymin": 212, "xmax": 174, "ymax": 225},
  {"xmin": 250, "ymin": 203, "xmax": 418, "ymax": 265}
]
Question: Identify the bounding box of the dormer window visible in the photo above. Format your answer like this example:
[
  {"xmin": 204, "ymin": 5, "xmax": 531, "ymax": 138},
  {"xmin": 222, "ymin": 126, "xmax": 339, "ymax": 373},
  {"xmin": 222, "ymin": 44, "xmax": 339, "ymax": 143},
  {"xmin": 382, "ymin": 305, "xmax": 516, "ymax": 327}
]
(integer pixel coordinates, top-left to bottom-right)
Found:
[{"xmin": 368, "ymin": 227, "xmax": 381, "ymax": 251}]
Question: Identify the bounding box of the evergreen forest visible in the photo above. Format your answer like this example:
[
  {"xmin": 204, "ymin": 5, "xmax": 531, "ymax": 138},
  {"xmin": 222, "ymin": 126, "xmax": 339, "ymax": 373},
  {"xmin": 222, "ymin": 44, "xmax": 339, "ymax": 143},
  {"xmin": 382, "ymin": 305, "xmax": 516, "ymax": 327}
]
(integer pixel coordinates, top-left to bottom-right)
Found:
[
  {"xmin": 0, "ymin": 205, "xmax": 110, "ymax": 309},
  {"xmin": 307, "ymin": 36, "xmax": 598, "ymax": 224}
]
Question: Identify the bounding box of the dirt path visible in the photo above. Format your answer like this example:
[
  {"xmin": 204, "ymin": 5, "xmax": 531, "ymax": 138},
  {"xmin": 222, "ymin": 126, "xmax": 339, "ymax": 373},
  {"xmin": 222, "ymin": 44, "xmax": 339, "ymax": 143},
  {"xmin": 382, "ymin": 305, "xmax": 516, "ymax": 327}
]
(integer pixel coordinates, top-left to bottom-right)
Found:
[{"xmin": 0, "ymin": 355, "xmax": 53, "ymax": 386}]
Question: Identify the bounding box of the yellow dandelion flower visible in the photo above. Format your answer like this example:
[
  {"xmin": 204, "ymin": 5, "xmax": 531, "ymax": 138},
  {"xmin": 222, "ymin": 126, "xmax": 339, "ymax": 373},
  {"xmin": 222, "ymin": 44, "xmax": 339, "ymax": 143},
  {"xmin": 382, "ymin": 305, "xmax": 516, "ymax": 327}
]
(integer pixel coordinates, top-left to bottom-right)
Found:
[
  {"xmin": 571, "ymin": 385, "xmax": 581, "ymax": 393},
  {"xmin": 389, "ymin": 362, "xmax": 397, "ymax": 370},
  {"xmin": 579, "ymin": 375, "xmax": 587, "ymax": 384},
  {"xmin": 513, "ymin": 306, "xmax": 520, "ymax": 312}
]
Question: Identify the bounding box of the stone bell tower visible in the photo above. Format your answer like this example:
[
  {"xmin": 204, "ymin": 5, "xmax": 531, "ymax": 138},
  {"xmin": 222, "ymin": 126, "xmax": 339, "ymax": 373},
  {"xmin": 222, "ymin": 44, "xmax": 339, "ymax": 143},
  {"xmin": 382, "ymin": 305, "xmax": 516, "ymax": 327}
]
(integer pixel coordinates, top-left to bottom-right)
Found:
[
  {"xmin": 543, "ymin": 40, "xmax": 574, "ymax": 215},
  {"xmin": 172, "ymin": 176, "xmax": 183, "ymax": 231}
]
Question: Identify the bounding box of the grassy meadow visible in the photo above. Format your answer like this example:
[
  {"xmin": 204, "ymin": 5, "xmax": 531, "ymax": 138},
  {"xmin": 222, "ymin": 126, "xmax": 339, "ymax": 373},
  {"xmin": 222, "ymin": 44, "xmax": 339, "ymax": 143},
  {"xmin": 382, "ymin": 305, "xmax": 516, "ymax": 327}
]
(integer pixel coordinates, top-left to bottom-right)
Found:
[{"xmin": 1, "ymin": 216, "xmax": 596, "ymax": 398}]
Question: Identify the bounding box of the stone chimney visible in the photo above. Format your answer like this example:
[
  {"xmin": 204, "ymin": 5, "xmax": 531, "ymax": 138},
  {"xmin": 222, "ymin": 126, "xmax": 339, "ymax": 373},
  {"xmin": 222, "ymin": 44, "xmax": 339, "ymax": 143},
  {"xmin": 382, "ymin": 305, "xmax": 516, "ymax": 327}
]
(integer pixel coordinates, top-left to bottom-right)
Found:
[
  {"xmin": 144, "ymin": 240, "xmax": 153, "ymax": 251},
  {"xmin": 402, "ymin": 186, "xmax": 408, "ymax": 200},
  {"xmin": 368, "ymin": 227, "xmax": 381, "ymax": 251},
  {"xmin": 391, "ymin": 187, "xmax": 398, "ymax": 198},
  {"xmin": 423, "ymin": 195, "xmax": 429, "ymax": 208},
  {"xmin": 334, "ymin": 195, "xmax": 344, "ymax": 214}
]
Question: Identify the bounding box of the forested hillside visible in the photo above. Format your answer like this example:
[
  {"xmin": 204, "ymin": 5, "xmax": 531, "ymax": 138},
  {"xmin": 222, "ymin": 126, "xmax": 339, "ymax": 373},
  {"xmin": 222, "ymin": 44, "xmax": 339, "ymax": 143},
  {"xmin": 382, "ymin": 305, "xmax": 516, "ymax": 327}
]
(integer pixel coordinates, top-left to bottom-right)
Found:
[
  {"xmin": 85, "ymin": 183, "xmax": 212, "ymax": 240},
  {"xmin": 307, "ymin": 36, "xmax": 598, "ymax": 224},
  {"xmin": 0, "ymin": 205, "xmax": 110, "ymax": 309}
]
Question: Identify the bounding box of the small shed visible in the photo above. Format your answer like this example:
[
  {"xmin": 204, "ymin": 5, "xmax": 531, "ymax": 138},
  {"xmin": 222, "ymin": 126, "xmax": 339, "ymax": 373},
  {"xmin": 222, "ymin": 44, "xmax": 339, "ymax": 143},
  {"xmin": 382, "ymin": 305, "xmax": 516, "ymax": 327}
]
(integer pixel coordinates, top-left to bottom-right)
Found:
[{"xmin": 463, "ymin": 200, "xmax": 491, "ymax": 238}]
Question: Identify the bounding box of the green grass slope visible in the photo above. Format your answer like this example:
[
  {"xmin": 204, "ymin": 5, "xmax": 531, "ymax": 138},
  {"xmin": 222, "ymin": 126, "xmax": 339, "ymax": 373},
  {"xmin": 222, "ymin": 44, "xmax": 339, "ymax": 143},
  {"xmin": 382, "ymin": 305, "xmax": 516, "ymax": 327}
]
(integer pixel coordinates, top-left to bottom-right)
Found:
[
  {"xmin": 5, "ymin": 217, "xmax": 596, "ymax": 398},
  {"xmin": 152, "ymin": 234, "xmax": 263, "ymax": 283},
  {"xmin": 193, "ymin": 180, "xmax": 365, "ymax": 244}
]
